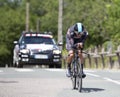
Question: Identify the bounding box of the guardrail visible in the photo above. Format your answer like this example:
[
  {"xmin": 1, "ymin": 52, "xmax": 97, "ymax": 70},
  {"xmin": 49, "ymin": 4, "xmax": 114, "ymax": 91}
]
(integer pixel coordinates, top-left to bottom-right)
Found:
[{"xmin": 63, "ymin": 46, "xmax": 120, "ymax": 69}]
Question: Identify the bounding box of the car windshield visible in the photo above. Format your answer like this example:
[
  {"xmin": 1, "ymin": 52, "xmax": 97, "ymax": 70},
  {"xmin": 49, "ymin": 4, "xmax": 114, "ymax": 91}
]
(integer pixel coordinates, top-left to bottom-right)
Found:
[{"xmin": 23, "ymin": 36, "xmax": 55, "ymax": 44}]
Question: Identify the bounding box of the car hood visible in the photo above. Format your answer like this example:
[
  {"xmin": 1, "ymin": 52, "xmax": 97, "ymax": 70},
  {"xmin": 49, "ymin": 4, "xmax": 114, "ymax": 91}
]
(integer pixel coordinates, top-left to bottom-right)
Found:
[{"xmin": 26, "ymin": 44, "xmax": 54, "ymax": 51}]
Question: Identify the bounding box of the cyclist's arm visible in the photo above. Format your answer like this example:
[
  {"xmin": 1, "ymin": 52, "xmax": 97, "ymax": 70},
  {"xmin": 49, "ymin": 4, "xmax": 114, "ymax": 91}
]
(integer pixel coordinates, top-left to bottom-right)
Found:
[
  {"xmin": 76, "ymin": 31, "xmax": 88, "ymax": 49},
  {"xmin": 66, "ymin": 29, "xmax": 74, "ymax": 50},
  {"xmin": 80, "ymin": 31, "xmax": 88, "ymax": 44}
]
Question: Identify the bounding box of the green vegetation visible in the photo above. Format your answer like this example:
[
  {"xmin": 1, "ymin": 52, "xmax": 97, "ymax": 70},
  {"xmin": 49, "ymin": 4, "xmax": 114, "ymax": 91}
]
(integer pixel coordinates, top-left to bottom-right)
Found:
[{"xmin": 0, "ymin": 0, "xmax": 120, "ymax": 66}]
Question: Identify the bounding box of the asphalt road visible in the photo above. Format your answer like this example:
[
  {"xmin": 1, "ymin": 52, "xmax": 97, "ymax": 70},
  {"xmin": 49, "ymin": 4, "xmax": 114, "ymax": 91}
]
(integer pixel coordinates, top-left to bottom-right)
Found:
[{"xmin": 0, "ymin": 67, "xmax": 120, "ymax": 97}]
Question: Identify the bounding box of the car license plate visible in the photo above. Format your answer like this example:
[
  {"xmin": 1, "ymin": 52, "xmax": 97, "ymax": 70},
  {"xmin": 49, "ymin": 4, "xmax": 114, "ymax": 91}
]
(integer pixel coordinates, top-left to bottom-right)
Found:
[
  {"xmin": 53, "ymin": 59, "xmax": 59, "ymax": 62},
  {"xmin": 34, "ymin": 55, "xmax": 48, "ymax": 59}
]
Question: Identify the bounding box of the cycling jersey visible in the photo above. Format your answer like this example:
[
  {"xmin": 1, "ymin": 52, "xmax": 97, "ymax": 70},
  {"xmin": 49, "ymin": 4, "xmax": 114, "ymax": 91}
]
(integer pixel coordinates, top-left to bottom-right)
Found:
[{"xmin": 66, "ymin": 24, "xmax": 88, "ymax": 50}]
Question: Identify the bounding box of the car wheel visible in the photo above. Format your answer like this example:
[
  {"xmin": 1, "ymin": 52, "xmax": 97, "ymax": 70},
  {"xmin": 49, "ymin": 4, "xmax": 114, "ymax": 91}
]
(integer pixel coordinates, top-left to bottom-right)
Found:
[
  {"xmin": 55, "ymin": 64, "xmax": 62, "ymax": 68},
  {"xmin": 49, "ymin": 64, "xmax": 54, "ymax": 68},
  {"xmin": 16, "ymin": 61, "xmax": 23, "ymax": 68}
]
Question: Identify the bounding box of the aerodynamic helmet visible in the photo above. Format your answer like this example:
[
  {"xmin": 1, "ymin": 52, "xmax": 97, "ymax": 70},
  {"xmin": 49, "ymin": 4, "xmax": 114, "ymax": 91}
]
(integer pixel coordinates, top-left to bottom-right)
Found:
[{"xmin": 74, "ymin": 22, "xmax": 84, "ymax": 33}]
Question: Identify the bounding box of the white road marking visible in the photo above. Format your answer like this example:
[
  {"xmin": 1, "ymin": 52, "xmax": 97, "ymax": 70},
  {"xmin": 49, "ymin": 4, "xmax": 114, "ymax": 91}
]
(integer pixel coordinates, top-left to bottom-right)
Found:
[
  {"xmin": 86, "ymin": 72, "xmax": 100, "ymax": 77},
  {"xmin": 86, "ymin": 72, "xmax": 120, "ymax": 85},
  {"xmin": 15, "ymin": 69, "xmax": 34, "ymax": 72},
  {"xmin": 45, "ymin": 69, "xmax": 65, "ymax": 72},
  {"xmin": 103, "ymin": 77, "xmax": 120, "ymax": 85},
  {"xmin": 45, "ymin": 69, "xmax": 96, "ymax": 73}
]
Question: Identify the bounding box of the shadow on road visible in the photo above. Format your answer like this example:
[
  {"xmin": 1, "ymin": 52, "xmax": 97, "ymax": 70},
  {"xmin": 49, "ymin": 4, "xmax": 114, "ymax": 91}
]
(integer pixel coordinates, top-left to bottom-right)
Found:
[
  {"xmin": 82, "ymin": 87, "xmax": 105, "ymax": 93},
  {"xmin": 0, "ymin": 80, "xmax": 18, "ymax": 83}
]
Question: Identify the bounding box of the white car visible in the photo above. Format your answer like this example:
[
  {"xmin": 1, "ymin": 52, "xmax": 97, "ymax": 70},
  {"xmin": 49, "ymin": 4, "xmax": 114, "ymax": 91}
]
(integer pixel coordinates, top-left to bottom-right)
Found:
[{"xmin": 13, "ymin": 32, "xmax": 62, "ymax": 68}]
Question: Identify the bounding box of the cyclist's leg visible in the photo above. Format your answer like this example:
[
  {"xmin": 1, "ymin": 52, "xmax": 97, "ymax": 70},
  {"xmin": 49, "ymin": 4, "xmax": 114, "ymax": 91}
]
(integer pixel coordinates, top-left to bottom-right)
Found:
[
  {"xmin": 78, "ymin": 50, "xmax": 86, "ymax": 78},
  {"xmin": 66, "ymin": 50, "xmax": 74, "ymax": 77},
  {"xmin": 67, "ymin": 50, "xmax": 74, "ymax": 66}
]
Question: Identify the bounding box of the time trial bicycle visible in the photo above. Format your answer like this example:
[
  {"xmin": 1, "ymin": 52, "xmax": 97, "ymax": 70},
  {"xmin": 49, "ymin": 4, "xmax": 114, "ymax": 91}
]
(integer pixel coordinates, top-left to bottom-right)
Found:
[{"xmin": 70, "ymin": 48, "xmax": 88, "ymax": 92}]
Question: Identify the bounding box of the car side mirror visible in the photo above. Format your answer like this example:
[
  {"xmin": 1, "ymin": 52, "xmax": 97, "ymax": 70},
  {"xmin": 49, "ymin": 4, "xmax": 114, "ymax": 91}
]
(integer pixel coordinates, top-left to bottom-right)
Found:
[{"xmin": 13, "ymin": 41, "xmax": 18, "ymax": 44}]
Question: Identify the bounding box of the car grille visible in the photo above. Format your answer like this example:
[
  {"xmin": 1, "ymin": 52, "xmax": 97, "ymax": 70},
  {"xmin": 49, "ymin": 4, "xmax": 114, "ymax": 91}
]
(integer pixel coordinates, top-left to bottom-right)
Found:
[{"xmin": 31, "ymin": 49, "xmax": 52, "ymax": 54}]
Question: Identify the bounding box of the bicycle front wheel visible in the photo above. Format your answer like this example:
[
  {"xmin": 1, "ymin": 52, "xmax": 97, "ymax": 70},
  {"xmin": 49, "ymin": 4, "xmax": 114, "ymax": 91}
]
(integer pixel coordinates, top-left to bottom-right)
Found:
[
  {"xmin": 71, "ymin": 75, "xmax": 76, "ymax": 89},
  {"xmin": 77, "ymin": 59, "xmax": 83, "ymax": 92},
  {"xmin": 71, "ymin": 60, "xmax": 77, "ymax": 89}
]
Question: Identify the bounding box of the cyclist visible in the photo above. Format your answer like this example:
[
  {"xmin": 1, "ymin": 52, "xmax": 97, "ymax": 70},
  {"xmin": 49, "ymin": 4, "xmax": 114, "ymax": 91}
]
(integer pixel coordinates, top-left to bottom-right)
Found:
[{"xmin": 66, "ymin": 22, "xmax": 88, "ymax": 77}]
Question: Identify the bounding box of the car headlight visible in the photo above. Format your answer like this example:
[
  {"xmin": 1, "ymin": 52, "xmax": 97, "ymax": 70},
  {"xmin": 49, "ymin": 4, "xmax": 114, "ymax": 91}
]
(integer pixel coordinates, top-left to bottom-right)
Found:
[
  {"xmin": 20, "ymin": 49, "xmax": 29, "ymax": 54},
  {"xmin": 53, "ymin": 50, "xmax": 61, "ymax": 54},
  {"xmin": 20, "ymin": 45, "xmax": 26, "ymax": 49}
]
